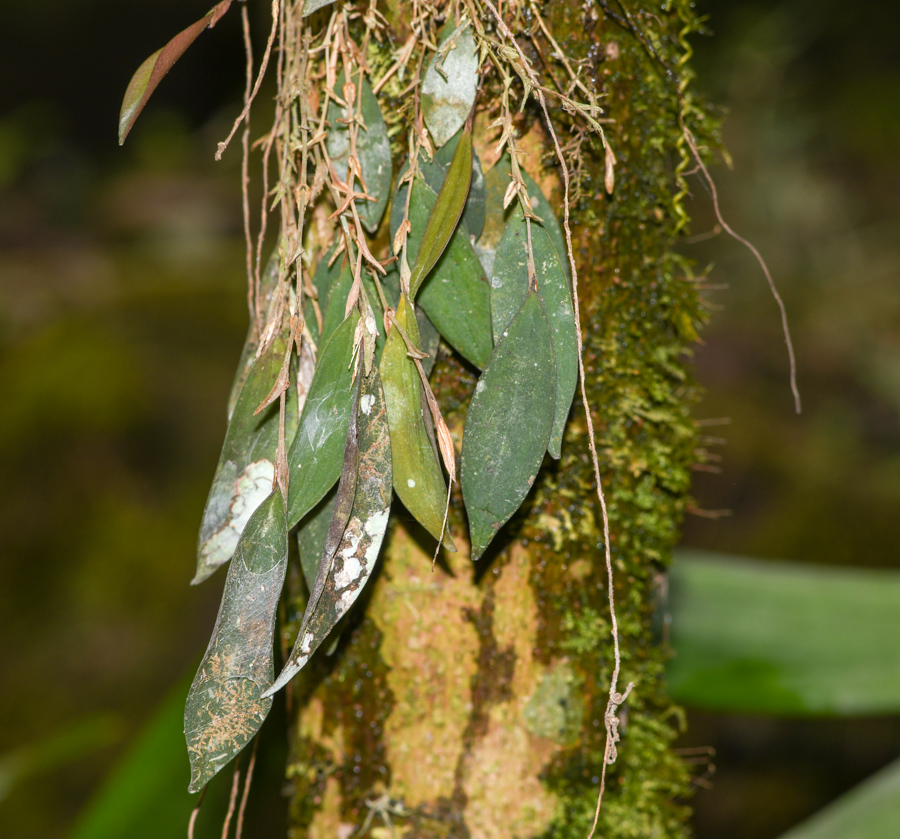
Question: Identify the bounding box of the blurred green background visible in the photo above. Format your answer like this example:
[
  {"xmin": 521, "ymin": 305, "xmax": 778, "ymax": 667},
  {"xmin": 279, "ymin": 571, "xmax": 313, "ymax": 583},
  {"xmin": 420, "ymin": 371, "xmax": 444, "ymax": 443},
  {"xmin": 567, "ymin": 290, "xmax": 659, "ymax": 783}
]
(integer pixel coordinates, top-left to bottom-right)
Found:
[{"xmin": 1, "ymin": 0, "xmax": 898, "ymax": 837}]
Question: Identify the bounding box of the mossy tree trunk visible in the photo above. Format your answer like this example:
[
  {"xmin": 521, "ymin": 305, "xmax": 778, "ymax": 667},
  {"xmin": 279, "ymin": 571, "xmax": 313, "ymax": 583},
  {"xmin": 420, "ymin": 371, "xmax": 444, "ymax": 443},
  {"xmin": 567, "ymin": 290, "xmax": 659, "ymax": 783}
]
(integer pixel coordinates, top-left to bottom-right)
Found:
[{"xmin": 283, "ymin": 2, "xmax": 711, "ymax": 836}]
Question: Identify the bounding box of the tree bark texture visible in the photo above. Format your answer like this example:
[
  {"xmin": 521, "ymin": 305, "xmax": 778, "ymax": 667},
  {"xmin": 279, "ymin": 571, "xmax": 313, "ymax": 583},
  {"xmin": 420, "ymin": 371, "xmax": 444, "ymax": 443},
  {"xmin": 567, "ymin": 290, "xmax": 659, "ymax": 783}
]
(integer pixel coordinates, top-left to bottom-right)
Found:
[{"xmin": 283, "ymin": 2, "xmax": 714, "ymax": 836}]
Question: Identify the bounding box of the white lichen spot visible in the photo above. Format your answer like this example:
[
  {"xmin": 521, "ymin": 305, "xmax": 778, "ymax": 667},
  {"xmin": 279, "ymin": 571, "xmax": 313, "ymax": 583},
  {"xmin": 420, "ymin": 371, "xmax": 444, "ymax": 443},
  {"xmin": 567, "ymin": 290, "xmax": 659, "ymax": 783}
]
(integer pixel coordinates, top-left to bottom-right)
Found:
[
  {"xmin": 364, "ymin": 509, "xmax": 390, "ymax": 539},
  {"xmin": 334, "ymin": 556, "xmax": 363, "ymax": 589},
  {"xmin": 300, "ymin": 632, "xmax": 314, "ymax": 654},
  {"xmin": 491, "ymin": 276, "xmax": 502, "ymax": 289},
  {"xmin": 475, "ymin": 380, "xmax": 486, "ymax": 393},
  {"xmin": 203, "ymin": 460, "xmax": 274, "ymax": 564},
  {"xmin": 360, "ymin": 394, "xmax": 376, "ymax": 415},
  {"xmin": 338, "ymin": 588, "xmax": 357, "ymax": 613},
  {"xmin": 407, "ymin": 478, "xmax": 416, "ymax": 488}
]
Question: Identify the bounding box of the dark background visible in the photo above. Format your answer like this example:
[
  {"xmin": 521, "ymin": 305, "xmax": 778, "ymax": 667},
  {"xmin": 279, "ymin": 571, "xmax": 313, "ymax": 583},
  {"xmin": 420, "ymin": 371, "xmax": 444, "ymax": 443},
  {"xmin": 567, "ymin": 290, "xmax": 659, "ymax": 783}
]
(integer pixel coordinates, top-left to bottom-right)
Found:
[{"xmin": 1, "ymin": 0, "xmax": 898, "ymax": 836}]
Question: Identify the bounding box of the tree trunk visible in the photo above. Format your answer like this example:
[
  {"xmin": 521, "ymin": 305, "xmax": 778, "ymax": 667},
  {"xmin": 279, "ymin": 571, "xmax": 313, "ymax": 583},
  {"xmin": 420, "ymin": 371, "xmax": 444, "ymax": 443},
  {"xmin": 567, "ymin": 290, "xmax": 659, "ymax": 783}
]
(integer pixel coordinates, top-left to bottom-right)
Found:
[{"xmin": 284, "ymin": 2, "xmax": 712, "ymax": 836}]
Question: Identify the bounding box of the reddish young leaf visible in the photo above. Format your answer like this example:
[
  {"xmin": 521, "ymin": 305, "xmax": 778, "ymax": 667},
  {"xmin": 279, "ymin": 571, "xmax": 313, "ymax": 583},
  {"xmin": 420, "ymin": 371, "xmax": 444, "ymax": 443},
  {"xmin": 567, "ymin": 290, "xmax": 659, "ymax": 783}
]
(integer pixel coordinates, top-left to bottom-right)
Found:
[{"xmin": 118, "ymin": 1, "xmax": 234, "ymax": 145}]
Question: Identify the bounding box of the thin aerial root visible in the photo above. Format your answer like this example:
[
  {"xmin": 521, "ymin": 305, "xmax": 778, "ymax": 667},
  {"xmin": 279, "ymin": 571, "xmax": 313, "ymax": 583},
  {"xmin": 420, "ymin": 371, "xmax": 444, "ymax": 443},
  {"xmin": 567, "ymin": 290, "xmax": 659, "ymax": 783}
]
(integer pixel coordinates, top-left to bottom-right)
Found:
[{"xmin": 682, "ymin": 125, "xmax": 801, "ymax": 414}]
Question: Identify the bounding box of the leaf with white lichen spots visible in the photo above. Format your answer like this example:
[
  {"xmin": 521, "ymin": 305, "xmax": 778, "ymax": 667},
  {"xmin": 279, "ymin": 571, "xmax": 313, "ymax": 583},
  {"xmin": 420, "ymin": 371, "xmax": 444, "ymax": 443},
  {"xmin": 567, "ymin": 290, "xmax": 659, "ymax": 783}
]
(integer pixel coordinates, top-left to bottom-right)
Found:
[
  {"xmin": 185, "ymin": 488, "xmax": 288, "ymax": 791},
  {"xmin": 267, "ymin": 365, "xmax": 392, "ymax": 695}
]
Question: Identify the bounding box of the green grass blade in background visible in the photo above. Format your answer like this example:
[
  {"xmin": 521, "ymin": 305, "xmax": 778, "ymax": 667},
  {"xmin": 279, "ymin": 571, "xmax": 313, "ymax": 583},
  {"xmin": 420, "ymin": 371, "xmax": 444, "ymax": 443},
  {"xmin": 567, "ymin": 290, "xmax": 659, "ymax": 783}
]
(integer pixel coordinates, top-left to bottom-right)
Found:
[
  {"xmin": 69, "ymin": 675, "xmax": 227, "ymax": 839},
  {"xmin": 775, "ymin": 755, "xmax": 900, "ymax": 839},
  {"xmin": 668, "ymin": 550, "xmax": 900, "ymax": 715}
]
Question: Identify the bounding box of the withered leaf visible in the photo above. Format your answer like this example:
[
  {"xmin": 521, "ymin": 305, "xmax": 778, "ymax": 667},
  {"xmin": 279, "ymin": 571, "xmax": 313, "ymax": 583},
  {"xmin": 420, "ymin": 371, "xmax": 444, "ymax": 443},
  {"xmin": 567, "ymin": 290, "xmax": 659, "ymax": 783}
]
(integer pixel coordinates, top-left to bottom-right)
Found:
[
  {"xmin": 195, "ymin": 329, "xmax": 298, "ymax": 585},
  {"xmin": 286, "ymin": 311, "xmax": 360, "ymax": 528},
  {"xmin": 119, "ymin": 1, "xmax": 234, "ymax": 145},
  {"xmin": 266, "ymin": 366, "xmax": 392, "ymax": 694},
  {"xmin": 185, "ymin": 487, "xmax": 288, "ymax": 792},
  {"xmin": 461, "ymin": 292, "xmax": 556, "ymax": 560}
]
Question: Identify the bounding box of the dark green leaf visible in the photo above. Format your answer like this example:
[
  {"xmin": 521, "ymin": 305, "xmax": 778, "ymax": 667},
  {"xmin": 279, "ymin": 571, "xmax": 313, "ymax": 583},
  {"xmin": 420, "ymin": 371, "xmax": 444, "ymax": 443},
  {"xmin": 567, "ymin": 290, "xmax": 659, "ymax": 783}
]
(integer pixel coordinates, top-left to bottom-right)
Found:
[
  {"xmin": 491, "ymin": 208, "xmax": 577, "ymax": 458},
  {"xmin": 118, "ymin": 1, "xmax": 234, "ymax": 145},
  {"xmin": 669, "ymin": 550, "xmax": 900, "ymax": 715},
  {"xmin": 408, "ymin": 182, "xmax": 492, "ymax": 369},
  {"xmin": 185, "ymin": 489, "xmax": 288, "ymax": 792},
  {"xmin": 195, "ymin": 331, "xmax": 298, "ymax": 584},
  {"xmin": 319, "ymin": 258, "xmax": 355, "ymax": 347},
  {"xmin": 408, "ymin": 127, "xmax": 472, "ymax": 300},
  {"xmin": 420, "ymin": 126, "xmax": 486, "ymax": 240},
  {"xmin": 297, "ymin": 486, "xmax": 337, "ymax": 591},
  {"xmin": 326, "ymin": 71, "xmax": 391, "ymax": 233},
  {"xmin": 477, "ymin": 156, "xmax": 570, "ymax": 282},
  {"xmin": 461, "ymin": 292, "xmax": 556, "ymax": 560},
  {"xmin": 421, "ymin": 21, "xmax": 478, "ymax": 148},
  {"xmin": 775, "ymin": 755, "xmax": 900, "ymax": 839},
  {"xmin": 286, "ymin": 311, "xmax": 360, "ymax": 528},
  {"xmin": 267, "ymin": 367, "xmax": 392, "ymax": 694},
  {"xmin": 380, "ymin": 295, "xmax": 454, "ymax": 550}
]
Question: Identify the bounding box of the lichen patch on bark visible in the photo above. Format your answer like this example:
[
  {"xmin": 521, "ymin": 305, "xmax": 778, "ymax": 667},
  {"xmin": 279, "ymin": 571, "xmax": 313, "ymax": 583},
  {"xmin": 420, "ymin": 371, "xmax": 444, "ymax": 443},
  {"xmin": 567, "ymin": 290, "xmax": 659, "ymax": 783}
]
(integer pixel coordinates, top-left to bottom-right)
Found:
[{"xmin": 371, "ymin": 524, "xmax": 481, "ymax": 806}]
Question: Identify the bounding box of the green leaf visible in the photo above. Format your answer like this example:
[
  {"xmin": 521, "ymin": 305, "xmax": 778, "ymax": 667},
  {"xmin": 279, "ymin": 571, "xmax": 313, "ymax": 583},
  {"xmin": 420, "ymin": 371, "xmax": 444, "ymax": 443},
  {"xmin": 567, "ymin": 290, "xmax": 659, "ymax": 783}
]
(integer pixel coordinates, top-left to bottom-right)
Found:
[
  {"xmin": 326, "ymin": 70, "xmax": 392, "ymax": 233},
  {"xmin": 668, "ymin": 550, "xmax": 900, "ymax": 715},
  {"xmin": 420, "ymin": 126, "xmax": 486, "ymax": 240},
  {"xmin": 185, "ymin": 489, "xmax": 289, "ymax": 792},
  {"xmin": 319, "ymin": 258, "xmax": 355, "ymax": 347},
  {"xmin": 380, "ymin": 295, "xmax": 454, "ymax": 550},
  {"xmin": 194, "ymin": 331, "xmax": 298, "ymax": 584},
  {"xmin": 461, "ymin": 292, "xmax": 556, "ymax": 560},
  {"xmin": 491, "ymin": 208, "xmax": 577, "ymax": 458},
  {"xmin": 70, "ymin": 674, "xmax": 231, "ymax": 839},
  {"xmin": 775, "ymin": 755, "xmax": 900, "ymax": 839},
  {"xmin": 477, "ymin": 156, "xmax": 569, "ymax": 282},
  {"xmin": 421, "ymin": 21, "xmax": 479, "ymax": 148},
  {"xmin": 408, "ymin": 127, "xmax": 473, "ymax": 301},
  {"xmin": 266, "ymin": 367, "xmax": 392, "ymax": 694},
  {"xmin": 226, "ymin": 247, "xmax": 282, "ymax": 421},
  {"xmin": 379, "ymin": 264, "xmax": 441, "ymax": 377},
  {"xmin": 297, "ymin": 486, "xmax": 338, "ymax": 591},
  {"xmin": 286, "ymin": 311, "xmax": 360, "ymax": 528},
  {"xmin": 118, "ymin": 1, "xmax": 234, "ymax": 145}
]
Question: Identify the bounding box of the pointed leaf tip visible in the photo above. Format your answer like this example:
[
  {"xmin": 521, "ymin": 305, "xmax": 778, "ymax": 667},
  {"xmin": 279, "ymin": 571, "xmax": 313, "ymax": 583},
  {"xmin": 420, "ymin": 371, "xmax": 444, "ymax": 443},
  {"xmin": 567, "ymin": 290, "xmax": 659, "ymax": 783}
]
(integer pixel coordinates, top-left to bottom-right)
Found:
[{"xmin": 118, "ymin": 0, "xmax": 234, "ymax": 145}]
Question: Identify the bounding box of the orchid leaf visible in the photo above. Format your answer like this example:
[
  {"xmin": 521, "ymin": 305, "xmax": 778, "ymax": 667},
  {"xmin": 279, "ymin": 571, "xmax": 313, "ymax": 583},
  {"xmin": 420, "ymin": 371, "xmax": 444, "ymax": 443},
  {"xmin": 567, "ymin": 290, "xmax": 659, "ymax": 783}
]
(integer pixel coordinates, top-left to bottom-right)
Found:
[
  {"xmin": 267, "ymin": 367, "xmax": 392, "ymax": 694},
  {"xmin": 407, "ymin": 177, "xmax": 492, "ymax": 369},
  {"xmin": 194, "ymin": 330, "xmax": 298, "ymax": 584},
  {"xmin": 492, "ymin": 208, "xmax": 577, "ymax": 458},
  {"xmin": 408, "ymin": 127, "xmax": 472, "ymax": 300},
  {"xmin": 286, "ymin": 311, "xmax": 360, "ymax": 528},
  {"xmin": 297, "ymin": 486, "xmax": 338, "ymax": 591},
  {"xmin": 380, "ymin": 264, "xmax": 441, "ymax": 377},
  {"xmin": 185, "ymin": 488, "xmax": 288, "ymax": 792},
  {"xmin": 461, "ymin": 292, "xmax": 556, "ymax": 560},
  {"xmin": 326, "ymin": 70, "xmax": 392, "ymax": 233},
  {"xmin": 226, "ymin": 248, "xmax": 282, "ymax": 421},
  {"xmin": 380, "ymin": 294, "xmax": 454, "ymax": 550},
  {"xmin": 477, "ymin": 156, "xmax": 569, "ymax": 281},
  {"xmin": 118, "ymin": 1, "xmax": 234, "ymax": 145},
  {"xmin": 319, "ymin": 259, "xmax": 355, "ymax": 347},
  {"xmin": 421, "ymin": 126, "xmax": 486, "ymax": 239},
  {"xmin": 421, "ymin": 20, "xmax": 479, "ymax": 148}
]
